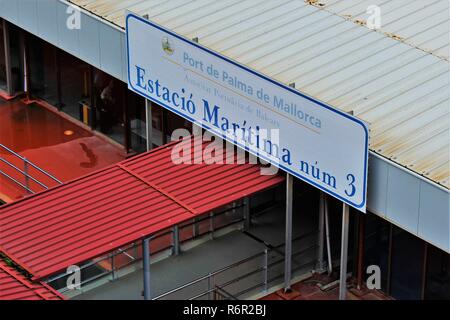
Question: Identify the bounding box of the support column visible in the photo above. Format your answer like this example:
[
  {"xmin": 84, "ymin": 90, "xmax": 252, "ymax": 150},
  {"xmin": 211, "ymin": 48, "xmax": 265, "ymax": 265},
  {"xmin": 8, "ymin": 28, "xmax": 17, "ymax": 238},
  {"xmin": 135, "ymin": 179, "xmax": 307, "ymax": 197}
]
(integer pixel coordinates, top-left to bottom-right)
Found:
[
  {"xmin": 123, "ymin": 87, "xmax": 131, "ymax": 153},
  {"xmin": 20, "ymin": 31, "xmax": 27, "ymax": 97},
  {"xmin": 145, "ymin": 99, "xmax": 153, "ymax": 151},
  {"xmin": 2, "ymin": 20, "xmax": 13, "ymax": 95},
  {"xmin": 172, "ymin": 225, "xmax": 180, "ymax": 256},
  {"xmin": 316, "ymin": 192, "xmax": 326, "ymax": 273},
  {"xmin": 142, "ymin": 237, "xmax": 151, "ymax": 300},
  {"xmin": 324, "ymin": 196, "xmax": 333, "ymax": 274},
  {"xmin": 339, "ymin": 203, "xmax": 350, "ymax": 300},
  {"xmin": 356, "ymin": 214, "xmax": 366, "ymax": 290},
  {"xmin": 284, "ymin": 173, "xmax": 293, "ymax": 291}
]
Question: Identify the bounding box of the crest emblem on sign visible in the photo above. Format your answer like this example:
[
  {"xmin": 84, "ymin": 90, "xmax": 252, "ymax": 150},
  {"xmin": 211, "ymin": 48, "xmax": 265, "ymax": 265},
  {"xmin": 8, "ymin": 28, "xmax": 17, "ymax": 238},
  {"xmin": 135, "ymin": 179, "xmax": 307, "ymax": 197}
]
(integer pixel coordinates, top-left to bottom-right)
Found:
[{"xmin": 162, "ymin": 36, "xmax": 174, "ymax": 55}]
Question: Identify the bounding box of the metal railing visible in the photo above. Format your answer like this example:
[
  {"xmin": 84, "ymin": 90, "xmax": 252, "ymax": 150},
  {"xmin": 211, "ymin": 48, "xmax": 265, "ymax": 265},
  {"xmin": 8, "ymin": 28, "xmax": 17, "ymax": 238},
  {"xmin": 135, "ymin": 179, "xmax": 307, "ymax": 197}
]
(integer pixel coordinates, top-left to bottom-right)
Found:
[
  {"xmin": 45, "ymin": 199, "xmax": 257, "ymax": 293},
  {"xmin": 153, "ymin": 231, "xmax": 318, "ymax": 300},
  {"xmin": 0, "ymin": 143, "xmax": 62, "ymax": 194}
]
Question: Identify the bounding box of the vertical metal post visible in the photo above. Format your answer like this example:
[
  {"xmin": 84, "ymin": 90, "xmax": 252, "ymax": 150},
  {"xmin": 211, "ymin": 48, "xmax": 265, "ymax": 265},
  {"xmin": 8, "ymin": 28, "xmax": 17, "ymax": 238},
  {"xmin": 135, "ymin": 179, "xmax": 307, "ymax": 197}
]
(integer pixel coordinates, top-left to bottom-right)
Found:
[
  {"xmin": 20, "ymin": 31, "xmax": 26, "ymax": 96},
  {"xmin": 172, "ymin": 225, "xmax": 180, "ymax": 256},
  {"xmin": 386, "ymin": 224, "xmax": 393, "ymax": 295},
  {"xmin": 339, "ymin": 203, "xmax": 350, "ymax": 300},
  {"xmin": 123, "ymin": 86, "xmax": 131, "ymax": 153},
  {"xmin": 2, "ymin": 20, "xmax": 13, "ymax": 95},
  {"xmin": 143, "ymin": 238, "xmax": 151, "ymax": 300},
  {"xmin": 209, "ymin": 212, "xmax": 214, "ymax": 239},
  {"xmin": 23, "ymin": 158, "xmax": 30, "ymax": 193},
  {"xmin": 192, "ymin": 217, "xmax": 199, "ymax": 238},
  {"xmin": 324, "ymin": 196, "xmax": 333, "ymax": 274},
  {"xmin": 110, "ymin": 252, "xmax": 116, "ymax": 280},
  {"xmin": 55, "ymin": 47, "xmax": 62, "ymax": 109},
  {"xmin": 263, "ymin": 248, "xmax": 268, "ymax": 291},
  {"xmin": 208, "ymin": 273, "xmax": 213, "ymax": 300},
  {"xmin": 421, "ymin": 243, "xmax": 428, "ymax": 300},
  {"xmin": 145, "ymin": 99, "xmax": 153, "ymax": 151},
  {"xmin": 134, "ymin": 242, "xmax": 138, "ymax": 261},
  {"xmin": 356, "ymin": 214, "xmax": 366, "ymax": 290},
  {"xmin": 316, "ymin": 192, "xmax": 326, "ymax": 273},
  {"xmin": 243, "ymin": 197, "xmax": 251, "ymax": 231},
  {"xmin": 284, "ymin": 173, "xmax": 293, "ymax": 292}
]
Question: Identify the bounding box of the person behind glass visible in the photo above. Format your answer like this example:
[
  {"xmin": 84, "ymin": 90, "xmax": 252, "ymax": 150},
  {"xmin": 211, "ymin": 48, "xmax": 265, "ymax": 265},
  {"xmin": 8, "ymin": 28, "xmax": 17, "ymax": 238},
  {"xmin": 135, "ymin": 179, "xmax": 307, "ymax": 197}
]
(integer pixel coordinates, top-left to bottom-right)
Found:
[{"xmin": 99, "ymin": 80, "xmax": 115, "ymax": 133}]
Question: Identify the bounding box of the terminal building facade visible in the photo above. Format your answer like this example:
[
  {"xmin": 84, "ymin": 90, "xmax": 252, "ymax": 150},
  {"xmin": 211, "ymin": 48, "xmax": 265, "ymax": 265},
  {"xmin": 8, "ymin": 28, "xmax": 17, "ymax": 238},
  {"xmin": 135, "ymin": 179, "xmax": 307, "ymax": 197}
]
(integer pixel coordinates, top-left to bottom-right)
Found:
[{"xmin": 0, "ymin": 0, "xmax": 449, "ymax": 300}]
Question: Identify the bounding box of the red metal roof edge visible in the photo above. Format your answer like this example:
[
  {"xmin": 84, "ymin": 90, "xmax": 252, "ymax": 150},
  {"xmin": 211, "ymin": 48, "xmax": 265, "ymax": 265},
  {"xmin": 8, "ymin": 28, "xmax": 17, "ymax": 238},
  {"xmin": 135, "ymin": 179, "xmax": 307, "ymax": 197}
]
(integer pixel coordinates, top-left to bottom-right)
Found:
[
  {"xmin": 0, "ymin": 136, "xmax": 285, "ymax": 280},
  {"xmin": 0, "ymin": 259, "xmax": 65, "ymax": 300},
  {"xmin": 0, "ymin": 247, "xmax": 36, "ymax": 277}
]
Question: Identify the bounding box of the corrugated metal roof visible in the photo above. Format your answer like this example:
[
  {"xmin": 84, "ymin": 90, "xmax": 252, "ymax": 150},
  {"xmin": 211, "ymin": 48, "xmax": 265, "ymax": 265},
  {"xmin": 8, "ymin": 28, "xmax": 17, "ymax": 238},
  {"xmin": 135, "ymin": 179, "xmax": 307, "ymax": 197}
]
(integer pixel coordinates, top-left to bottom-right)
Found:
[
  {"xmin": 69, "ymin": 0, "xmax": 450, "ymax": 189},
  {"xmin": 0, "ymin": 137, "xmax": 284, "ymax": 279},
  {"xmin": 315, "ymin": 0, "xmax": 450, "ymax": 61},
  {"xmin": 0, "ymin": 259, "xmax": 64, "ymax": 300}
]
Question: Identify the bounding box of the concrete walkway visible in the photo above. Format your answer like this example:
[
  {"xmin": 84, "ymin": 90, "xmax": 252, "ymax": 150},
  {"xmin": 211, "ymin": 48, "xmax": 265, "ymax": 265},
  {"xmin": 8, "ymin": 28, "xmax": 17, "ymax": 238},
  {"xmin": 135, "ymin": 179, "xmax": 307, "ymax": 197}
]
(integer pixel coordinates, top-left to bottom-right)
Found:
[
  {"xmin": 74, "ymin": 201, "xmax": 320, "ymax": 300},
  {"xmin": 75, "ymin": 230, "xmax": 266, "ymax": 300}
]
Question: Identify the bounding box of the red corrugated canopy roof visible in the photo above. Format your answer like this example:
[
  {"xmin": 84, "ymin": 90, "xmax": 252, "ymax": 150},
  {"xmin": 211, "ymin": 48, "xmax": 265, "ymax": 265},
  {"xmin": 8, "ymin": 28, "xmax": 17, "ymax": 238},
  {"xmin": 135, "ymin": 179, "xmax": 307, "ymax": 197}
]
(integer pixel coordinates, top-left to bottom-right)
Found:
[
  {"xmin": 0, "ymin": 259, "xmax": 64, "ymax": 300},
  {"xmin": 0, "ymin": 137, "xmax": 284, "ymax": 280}
]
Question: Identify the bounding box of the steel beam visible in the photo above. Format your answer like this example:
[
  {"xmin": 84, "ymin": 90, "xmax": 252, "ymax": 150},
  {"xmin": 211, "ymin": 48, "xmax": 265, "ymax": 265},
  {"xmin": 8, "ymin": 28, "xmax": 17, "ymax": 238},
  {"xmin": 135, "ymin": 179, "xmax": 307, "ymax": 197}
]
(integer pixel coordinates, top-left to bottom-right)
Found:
[
  {"xmin": 339, "ymin": 203, "xmax": 350, "ymax": 300},
  {"xmin": 284, "ymin": 173, "xmax": 293, "ymax": 291},
  {"xmin": 143, "ymin": 237, "xmax": 151, "ymax": 300}
]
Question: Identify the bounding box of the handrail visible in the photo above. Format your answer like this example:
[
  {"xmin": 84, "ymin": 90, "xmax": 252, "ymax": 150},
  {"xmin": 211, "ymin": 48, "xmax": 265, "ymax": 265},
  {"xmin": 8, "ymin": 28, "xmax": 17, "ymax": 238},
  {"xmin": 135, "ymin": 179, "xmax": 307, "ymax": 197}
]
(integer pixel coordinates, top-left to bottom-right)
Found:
[
  {"xmin": 45, "ymin": 200, "xmax": 252, "ymax": 288},
  {"xmin": 0, "ymin": 143, "xmax": 62, "ymax": 193},
  {"xmin": 0, "ymin": 144, "xmax": 62, "ymax": 183},
  {"xmin": 0, "ymin": 158, "xmax": 49, "ymax": 189},
  {"xmin": 152, "ymin": 231, "xmax": 317, "ymax": 300}
]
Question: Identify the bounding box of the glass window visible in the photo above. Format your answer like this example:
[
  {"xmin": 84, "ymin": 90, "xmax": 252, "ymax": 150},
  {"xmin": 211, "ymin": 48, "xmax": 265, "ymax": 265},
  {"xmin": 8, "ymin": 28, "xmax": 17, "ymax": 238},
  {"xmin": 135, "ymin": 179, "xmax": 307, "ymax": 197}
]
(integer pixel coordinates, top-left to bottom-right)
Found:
[
  {"xmin": 364, "ymin": 213, "xmax": 390, "ymax": 292},
  {"xmin": 0, "ymin": 20, "xmax": 6, "ymax": 91},
  {"xmin": 28, "ymin": 34, "xmax": 58, "ymax": 105},
  {"xmin": 149, "ymin": 102, "xmax": 164, "ymax": 147},
  {"xmin": 127, "ymin": 91, "xmax": 146, "ymax": 153},
  {"xmin": 425, "ymin": 245, "xmax": 450, "ymax": 300},
  {"xmin": 59, "ymin": 50, "xmax": 91, "ymax": 122},
  {"xmin": 166, "ymin": 109, "xmax": 192, "ymax": 142},
  {"xmin": 92, "ymin": 69, "xmax": 125, "ymax": 145},
  {"xmin": 8, "ymin": 24, "xmax": 23, "ymax": 93},
  {"xmin": 390, "ymin": 227, "xmax": 425, "ymax": 299}
]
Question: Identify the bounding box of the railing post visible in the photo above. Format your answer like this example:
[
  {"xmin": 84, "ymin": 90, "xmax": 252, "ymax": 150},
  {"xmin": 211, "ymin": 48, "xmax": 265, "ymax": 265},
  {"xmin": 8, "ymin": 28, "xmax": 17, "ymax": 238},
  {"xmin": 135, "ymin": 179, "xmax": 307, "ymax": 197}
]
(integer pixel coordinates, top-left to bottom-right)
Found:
[
  {"xmin": 243, "ymin": 197, "xmax": 251, "ymax": 231},
  {"xmin": 110, "ymin": 252, "xmax": 116, "ymax": 281},
  {"xmin": 263, "ymin": 248, "xmax": 268, "ymax": 291},
  {"xmin": 316, "ymin": 192, "xmax": 326, "ymax": 273},
  {"xmin": 339, "ymin": 203, "xmax": 350, "ymax": 300},
  {"xmin": 284, "ymin": 174, "xmax": 293, "ymax": 292},
  {"xmin": 192, "ymin": 217, "xmax": 199, "ymax": 238},
  {"xmin": 172, "ymin": 225, "xmax": 180, "ymax": 256},
  {"xmin": 209, "ymin": 212, "xmax": 214, "ymax": 239},
  {"xmin": 23, "ymin": 158, "xmax": 30, "ymax": 193},
  {"xmin": 143, "ymin": 237, "xmax": 151, "ymax": 300},
  {"xmin": 208, "ymin": 273, "xmax": 214, "ymax": 300}
]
